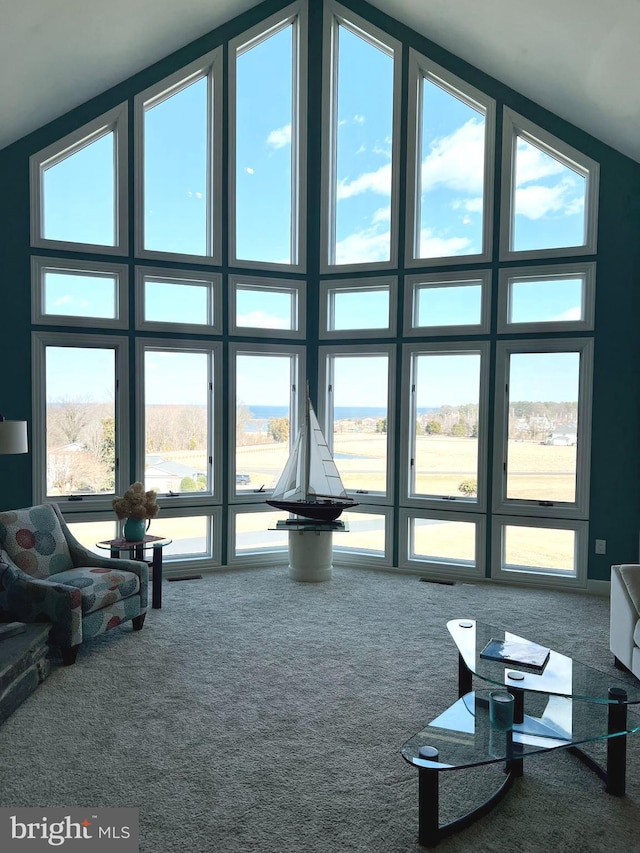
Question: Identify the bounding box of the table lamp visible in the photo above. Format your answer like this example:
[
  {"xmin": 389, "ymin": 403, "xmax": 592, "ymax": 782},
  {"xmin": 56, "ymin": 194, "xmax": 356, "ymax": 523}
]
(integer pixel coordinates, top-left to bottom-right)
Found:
[{"xmin": 0, "ymin": 416, "xmax": 29, "ymax": 455}]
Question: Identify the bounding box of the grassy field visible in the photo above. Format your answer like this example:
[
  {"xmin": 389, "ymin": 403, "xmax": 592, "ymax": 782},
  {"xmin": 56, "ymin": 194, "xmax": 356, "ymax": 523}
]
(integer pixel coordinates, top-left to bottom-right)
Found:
[{"xmin": 68, "ymin": 435, "xmax": 577, "ymax": 570}]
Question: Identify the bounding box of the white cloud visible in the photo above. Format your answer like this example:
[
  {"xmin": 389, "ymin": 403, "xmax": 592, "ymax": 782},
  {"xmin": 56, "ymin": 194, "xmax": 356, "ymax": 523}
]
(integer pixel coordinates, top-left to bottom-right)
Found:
[
  {"xmin": 54, "ymin": 295, "xmax": 72, "ymax": 306},
  {"xmin": 338, "ymin": 114, "xmax": 366, "ymax": 127},
  {"xmin": 266, "ymin": 124, "xmax": 291, "ymax": 150},
  {"xmin": 452, "ymin": 196, "xmax": 483, "ymax": 214},
  {"xmin": 551, "ymin": 306, "xmax": 582, "ymax": 321},
  {"xmin": 515, "ymin": 139, "xmax": 566, "ymax": 185},
  {"xmin": 237, "ymin": 311, "xmax": 289, "ymax": 330},
  {"xmin": 514, "ymin": 178, "xmax": 582, "ymax": 220},
  {"xmin": 337, "ymin": 161, "xmax": 391, "ymax": 200},
  {"xmin": 335, "ymin": 228, "xmax": 390, "ymax": 264},
  {"xmin": 421, "ymin": 118, "xmax": 485, "ymax": 194},
  {"xmin": 372, "ymin": 207, "xmax": 391, "ymax": 224},
  {"xmin": 418, "ymin": 229, "xmax": 473, "ymax": 258},
  {"xmin": 245, "ymin": 167, "xmax": 254, "ymax": 175}
]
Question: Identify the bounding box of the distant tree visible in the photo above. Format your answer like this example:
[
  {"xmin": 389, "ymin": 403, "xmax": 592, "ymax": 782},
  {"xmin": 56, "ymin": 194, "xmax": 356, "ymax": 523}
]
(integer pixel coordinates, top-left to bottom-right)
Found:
[
  {"xmin": 451, "ymin": 421, "xmax": 468, "ymax": 437},
  {"xmin": 236, "ymin": 402, "xmax": 255, "ymax": 446},
  {"xmin": 376, "ymin": 418, "xmax": 387, "ymax": 434},
  {"xmin": 180, "ymin": 476, "xmax": 198, "ymax": 492},
  {"xmin": 424, "ymin": 420, "xmax": 442, "ymax": 435},
  {"xmin": 268, "ymin": 417, "xmax": 290, "ymax": 443}
]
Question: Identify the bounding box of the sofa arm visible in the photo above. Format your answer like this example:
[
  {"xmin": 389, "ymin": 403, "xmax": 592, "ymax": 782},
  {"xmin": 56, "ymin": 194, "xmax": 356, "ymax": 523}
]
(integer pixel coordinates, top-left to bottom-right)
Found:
[{"xmin": 610, "ymin": 564, "xmax": 640, "ymax": 670}]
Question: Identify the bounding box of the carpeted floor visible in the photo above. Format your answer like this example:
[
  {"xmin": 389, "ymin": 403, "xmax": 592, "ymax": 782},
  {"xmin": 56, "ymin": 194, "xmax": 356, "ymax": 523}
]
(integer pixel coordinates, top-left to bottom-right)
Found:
[{"xmin": 1, "ymin": 567, "xmax": 638, "ymax": 852}]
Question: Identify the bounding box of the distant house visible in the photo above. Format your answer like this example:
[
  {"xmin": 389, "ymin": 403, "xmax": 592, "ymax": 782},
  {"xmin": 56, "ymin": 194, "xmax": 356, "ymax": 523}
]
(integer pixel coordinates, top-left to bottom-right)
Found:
[
  {"xmin": 545, "ymin": 426, "xmax": 577, "ymax": 446},
  {"xmin": 144, "ymin": 456, "xmax": 205, "ymax": 492}
]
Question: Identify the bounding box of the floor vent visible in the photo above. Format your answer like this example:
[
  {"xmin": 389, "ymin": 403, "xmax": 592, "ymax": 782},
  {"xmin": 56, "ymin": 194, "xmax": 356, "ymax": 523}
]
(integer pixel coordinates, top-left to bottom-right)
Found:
[{"xmin": 167, "ymin": 575, "xmax": 203, "ymax": 582}]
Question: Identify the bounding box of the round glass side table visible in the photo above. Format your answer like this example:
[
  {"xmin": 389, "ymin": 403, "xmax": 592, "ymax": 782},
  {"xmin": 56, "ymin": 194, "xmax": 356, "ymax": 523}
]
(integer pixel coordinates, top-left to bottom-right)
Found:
[{"xmin": 96, "ymin": 535, "xmax": 172, "ymax": 610}]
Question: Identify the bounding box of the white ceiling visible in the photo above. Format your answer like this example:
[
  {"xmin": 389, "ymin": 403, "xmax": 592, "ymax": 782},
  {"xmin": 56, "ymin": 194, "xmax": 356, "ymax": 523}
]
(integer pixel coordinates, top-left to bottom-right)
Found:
[{"xmin": 1, "ymin": 0, "xmax": 639, "ymax": 162}]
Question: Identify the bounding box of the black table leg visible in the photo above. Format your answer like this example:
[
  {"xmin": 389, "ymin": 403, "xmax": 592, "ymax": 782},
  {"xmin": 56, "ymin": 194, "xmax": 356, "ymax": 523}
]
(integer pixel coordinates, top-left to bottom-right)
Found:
[
  {"xmin": 458, "ymin": 652, "xmax": 472, "ymax": 698},
  {"xmin": 151, "ymin": 545, "xmax": 162, "ymax": 609},
  {"xmin": 606, "ymin": 687, "xmax": 627, "ymax": 796},
  {"xmin": 417, "ymin": 747, "xmax": 440, "ymax": 848},
  {"xmin": 507, "ymin": 686, "xmax": 524, "ymax": 778}
]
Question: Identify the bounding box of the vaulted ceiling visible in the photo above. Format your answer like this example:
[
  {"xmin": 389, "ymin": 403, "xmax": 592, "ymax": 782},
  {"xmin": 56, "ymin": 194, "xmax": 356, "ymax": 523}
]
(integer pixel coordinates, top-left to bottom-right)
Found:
[{"xmin": 1, "ymin": 0, "xmax": 638, "ymax": 162}]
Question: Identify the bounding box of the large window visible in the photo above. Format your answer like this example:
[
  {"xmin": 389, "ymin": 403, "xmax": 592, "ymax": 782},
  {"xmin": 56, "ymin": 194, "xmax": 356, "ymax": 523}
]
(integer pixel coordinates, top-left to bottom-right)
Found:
[
  {"xmin": 501, "ymin": 109, "xmax": 599, "ymax": 260},
  {"xmin": 493, "ymin": 339, "xmax": 593, "ymax": 519},
  {"xmin": 322, "ymin": 1, "xmax": 400, "ymax": 270},
  {"xmin": 28, "ymin": 0, "xmax": 600, "ymax": 582},
  {"xmin": 30, "ymin": 105, "xmax": 128, "ymax": 254},
  {"xmin": 229, "ymin": 3, "xmax": 306, "ymax": 269},
  {"xmin": 135, "ymin": 51, "xmax": 222, "ymax": 264},
  {"xmin": 230, "ymin": 345, "xmax": 303, "ymax": 500},
  {"xmin": 32, "ymin": 333, "xmax": 129, "ymax": 511},
  {"xmin": 403, "ymin": 343, "xmax": 489, "ymax": 511},
  {"xmin": 319, "ymin": 346, "xmax": 394, "ymax": 500},
  {"xmin": 138, "ymin": 342, "xmax": 219, "ymax": 499},
  {"xmin": 406, "ymin": 51, "xmax": 494, "ymax": 265}
]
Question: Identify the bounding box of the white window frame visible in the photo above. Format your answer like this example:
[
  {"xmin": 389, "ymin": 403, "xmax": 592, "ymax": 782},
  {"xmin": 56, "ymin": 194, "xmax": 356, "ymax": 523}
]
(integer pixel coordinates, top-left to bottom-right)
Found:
[
  {"xmin": 405, "ymin": 49, "xmax": 495, "ymax": 268},
  {"xmin": 398, "ymin": 508, "xmax": 486, "ymax": 580},
  {"xmin": 331, "ymin": 504, "xmax": 393, "ymax": 567},
  {"xmin": 318, "ymin": 343, "xmax": 396, "ymax": 505},
  {"xmin": 320, "ymin": 0, "xmax": 402, "ymax": 273},
  {"xmin": 135, "ymin": 266, "xmax": 222, "ymax": 334},
  {"xmin": 319, "ymin": 276, "xmax": 397, "ymax": 339},
  {"xmin": 228, "ymin": 2, "xmax": 307, "ymax": 272},
  {"xmin": 500, "ymin": 108, "xmax": 600, "ymax": 262},
  {"xmin": 31, "ymin": 331, "xmax": 130, "ymax": 513},
  {"xmin": 229, "ymin": 275, "xmax": 307, "ymax": 339},
  {"xmin": 134, "ymin": 49, "xmax": 223, "ymax": 265},
  {"xmin": 30, "ymin": 103, "xmax": 128, "ymax": 255},
  {"xmin": 492, "ymin": 338, "xmax": 593, "ymax": 519},
  {"xmin": 491, "ymin": 515, "xmax": 588, "ymax": 589},
  {"xmin": 404, "ymin": 270, "xmax": 491, "ymax": 337},
  {"xmin": 135, "ymin": 338, "xmax": 222, "ymax": 508},
  {"xmin": 149, "ymin": 505, "xmax": 222, "ymax": 572},
  {"xmin": 497, "ymin": 262, "xmax": 595, "ymax": 334},
  {"xmin": 227, "ymin": 505, "xmax": 290, "ymax": 567},
  {"xmin": 228, "ymin": 342, "xmax": 305, "ymax": 505},
  {"xmin": 401, "ymin": 341, "xmax": 490, "ymax": 512},
  {"xmin": 31, "ymin": 256, "xmax": 129, "ymax": 329}
]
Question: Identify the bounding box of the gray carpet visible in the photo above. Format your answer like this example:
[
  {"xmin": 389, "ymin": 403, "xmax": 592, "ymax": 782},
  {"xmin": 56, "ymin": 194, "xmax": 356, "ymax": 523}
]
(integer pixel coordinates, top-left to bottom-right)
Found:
[{"xmin": 1, "ymin": 567, "xmax": 638, "ymax": 852}]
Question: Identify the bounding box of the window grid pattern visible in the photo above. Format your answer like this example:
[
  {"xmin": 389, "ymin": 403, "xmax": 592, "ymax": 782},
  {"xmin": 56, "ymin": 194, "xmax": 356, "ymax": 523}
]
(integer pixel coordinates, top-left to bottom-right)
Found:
[{"xmin": 27, "ymin": 0, "xmax": 597, "ymax": 583}]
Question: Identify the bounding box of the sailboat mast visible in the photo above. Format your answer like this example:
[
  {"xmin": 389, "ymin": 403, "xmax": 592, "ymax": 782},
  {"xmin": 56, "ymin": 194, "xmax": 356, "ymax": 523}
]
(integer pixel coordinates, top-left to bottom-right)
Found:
[{"xmin": 303, "ymin": 392, "xmax": 311, "ymax": 500}]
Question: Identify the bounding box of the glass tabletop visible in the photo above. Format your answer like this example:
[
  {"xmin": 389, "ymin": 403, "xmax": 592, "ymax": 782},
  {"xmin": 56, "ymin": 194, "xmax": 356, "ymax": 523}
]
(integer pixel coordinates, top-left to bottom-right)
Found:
[
  {"xmin": 401, "ymin": 689, "xmax": 640, "ymax": 772},
  {"xmin": 448, "ymin": 619, "xmax": 640, "ymax": 704},
  {"xmin": 96, "ymin": 535, "xmax": 172, "ymax": 549}
]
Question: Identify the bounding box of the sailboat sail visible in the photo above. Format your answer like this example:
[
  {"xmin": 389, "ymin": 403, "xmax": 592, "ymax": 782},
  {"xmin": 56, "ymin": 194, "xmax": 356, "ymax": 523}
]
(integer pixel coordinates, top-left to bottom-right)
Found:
[{"xmin": 267, "ymin": 394, "xmax": 358, "ymax": 521}]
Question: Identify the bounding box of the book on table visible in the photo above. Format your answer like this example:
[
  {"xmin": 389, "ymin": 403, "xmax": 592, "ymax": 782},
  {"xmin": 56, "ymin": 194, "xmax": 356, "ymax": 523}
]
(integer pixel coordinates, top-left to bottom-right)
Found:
[{"xmin": 480, "ymin": 637, "xmax": 550, "ymax": 670}]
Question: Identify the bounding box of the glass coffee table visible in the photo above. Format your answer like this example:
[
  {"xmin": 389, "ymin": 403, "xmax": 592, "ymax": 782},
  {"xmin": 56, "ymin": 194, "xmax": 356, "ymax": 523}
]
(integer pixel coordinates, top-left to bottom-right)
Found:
[{"xmin": 401, "ymin": 619, "xmax": 640, "ymax": 848}]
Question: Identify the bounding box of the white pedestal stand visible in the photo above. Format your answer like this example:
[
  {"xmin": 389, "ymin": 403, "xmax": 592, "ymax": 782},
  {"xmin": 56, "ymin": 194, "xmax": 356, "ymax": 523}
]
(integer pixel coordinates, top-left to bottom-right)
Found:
[
  {"xmin": 272, "ymin": 520, "xmax": 348, "ymax": 583},
  {"xmin": 288, "ymin": 528, "xmax": 334, "ymax": 582}
]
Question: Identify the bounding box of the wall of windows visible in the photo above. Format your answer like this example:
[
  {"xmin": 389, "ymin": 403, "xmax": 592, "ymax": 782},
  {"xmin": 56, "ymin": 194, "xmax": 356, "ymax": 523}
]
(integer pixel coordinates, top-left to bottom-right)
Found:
[{"xmin": 3, "ymin": 0, "xmax": 640, "ymax": 586}]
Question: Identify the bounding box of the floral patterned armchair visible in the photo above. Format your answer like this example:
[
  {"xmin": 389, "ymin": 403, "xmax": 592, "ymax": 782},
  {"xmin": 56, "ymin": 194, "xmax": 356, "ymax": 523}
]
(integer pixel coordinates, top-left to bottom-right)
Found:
[{"xmin": 0, "ymin": 503, "xmax": 148, "ymax": 664}]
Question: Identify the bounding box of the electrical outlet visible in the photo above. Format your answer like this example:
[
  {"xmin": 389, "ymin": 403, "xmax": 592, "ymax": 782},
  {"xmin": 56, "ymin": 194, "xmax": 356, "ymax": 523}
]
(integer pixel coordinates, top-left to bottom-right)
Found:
[{"xmin": 595, "ymin": 539, "xmax": 606, "ymax": 555}]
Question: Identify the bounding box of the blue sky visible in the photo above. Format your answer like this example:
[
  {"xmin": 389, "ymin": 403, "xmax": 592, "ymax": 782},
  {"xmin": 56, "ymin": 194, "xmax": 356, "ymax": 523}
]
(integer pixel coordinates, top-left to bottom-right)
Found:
[{"xmin": 42, "ymin": 17, "xmax": 588, "ymax": 410}]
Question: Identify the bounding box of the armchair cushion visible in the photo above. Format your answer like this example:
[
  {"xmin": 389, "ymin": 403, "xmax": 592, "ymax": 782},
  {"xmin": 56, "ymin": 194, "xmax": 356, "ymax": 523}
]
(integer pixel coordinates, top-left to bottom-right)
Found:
[
  {"xmin": 0, "ymin": 505, "xmax": 72, "ymax": 578},
  {"xmin": 51, "ymin": 566, "xmax": 140, "ymax": 615}
]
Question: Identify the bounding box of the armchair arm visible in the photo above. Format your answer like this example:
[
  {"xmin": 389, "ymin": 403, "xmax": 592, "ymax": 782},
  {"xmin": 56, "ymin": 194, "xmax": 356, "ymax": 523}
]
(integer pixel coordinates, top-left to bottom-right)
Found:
[{"xmin": 0, "ymin": 556, "xmax": 82, "ymax": 648}]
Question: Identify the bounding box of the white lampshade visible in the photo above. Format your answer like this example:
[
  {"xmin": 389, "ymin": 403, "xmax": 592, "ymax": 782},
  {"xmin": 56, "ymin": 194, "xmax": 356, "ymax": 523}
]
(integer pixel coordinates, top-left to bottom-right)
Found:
[{"xmin": 0, "ymin": 420, "xmax": 29, "ymax": 455}]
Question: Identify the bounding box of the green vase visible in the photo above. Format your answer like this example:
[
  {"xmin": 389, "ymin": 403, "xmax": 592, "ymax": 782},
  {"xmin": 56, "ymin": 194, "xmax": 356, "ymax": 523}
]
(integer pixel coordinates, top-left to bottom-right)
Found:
[{"xmin": 123, "ymin": 517, "xmax": 146, "ymax": 542}]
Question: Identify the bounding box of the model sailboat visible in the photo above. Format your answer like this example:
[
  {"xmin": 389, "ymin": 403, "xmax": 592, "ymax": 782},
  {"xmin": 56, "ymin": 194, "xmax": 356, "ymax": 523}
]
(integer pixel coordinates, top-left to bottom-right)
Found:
[{"xmin": 266, "ymin": 394, "xmax": 358, "ymax": 522}]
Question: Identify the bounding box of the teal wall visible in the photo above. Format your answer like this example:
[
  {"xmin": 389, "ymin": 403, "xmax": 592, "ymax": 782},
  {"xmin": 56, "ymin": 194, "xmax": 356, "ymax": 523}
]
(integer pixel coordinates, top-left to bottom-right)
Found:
[{"xmin": 1, "ymin": 0, "xmax": 638, "ymax": 580}]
